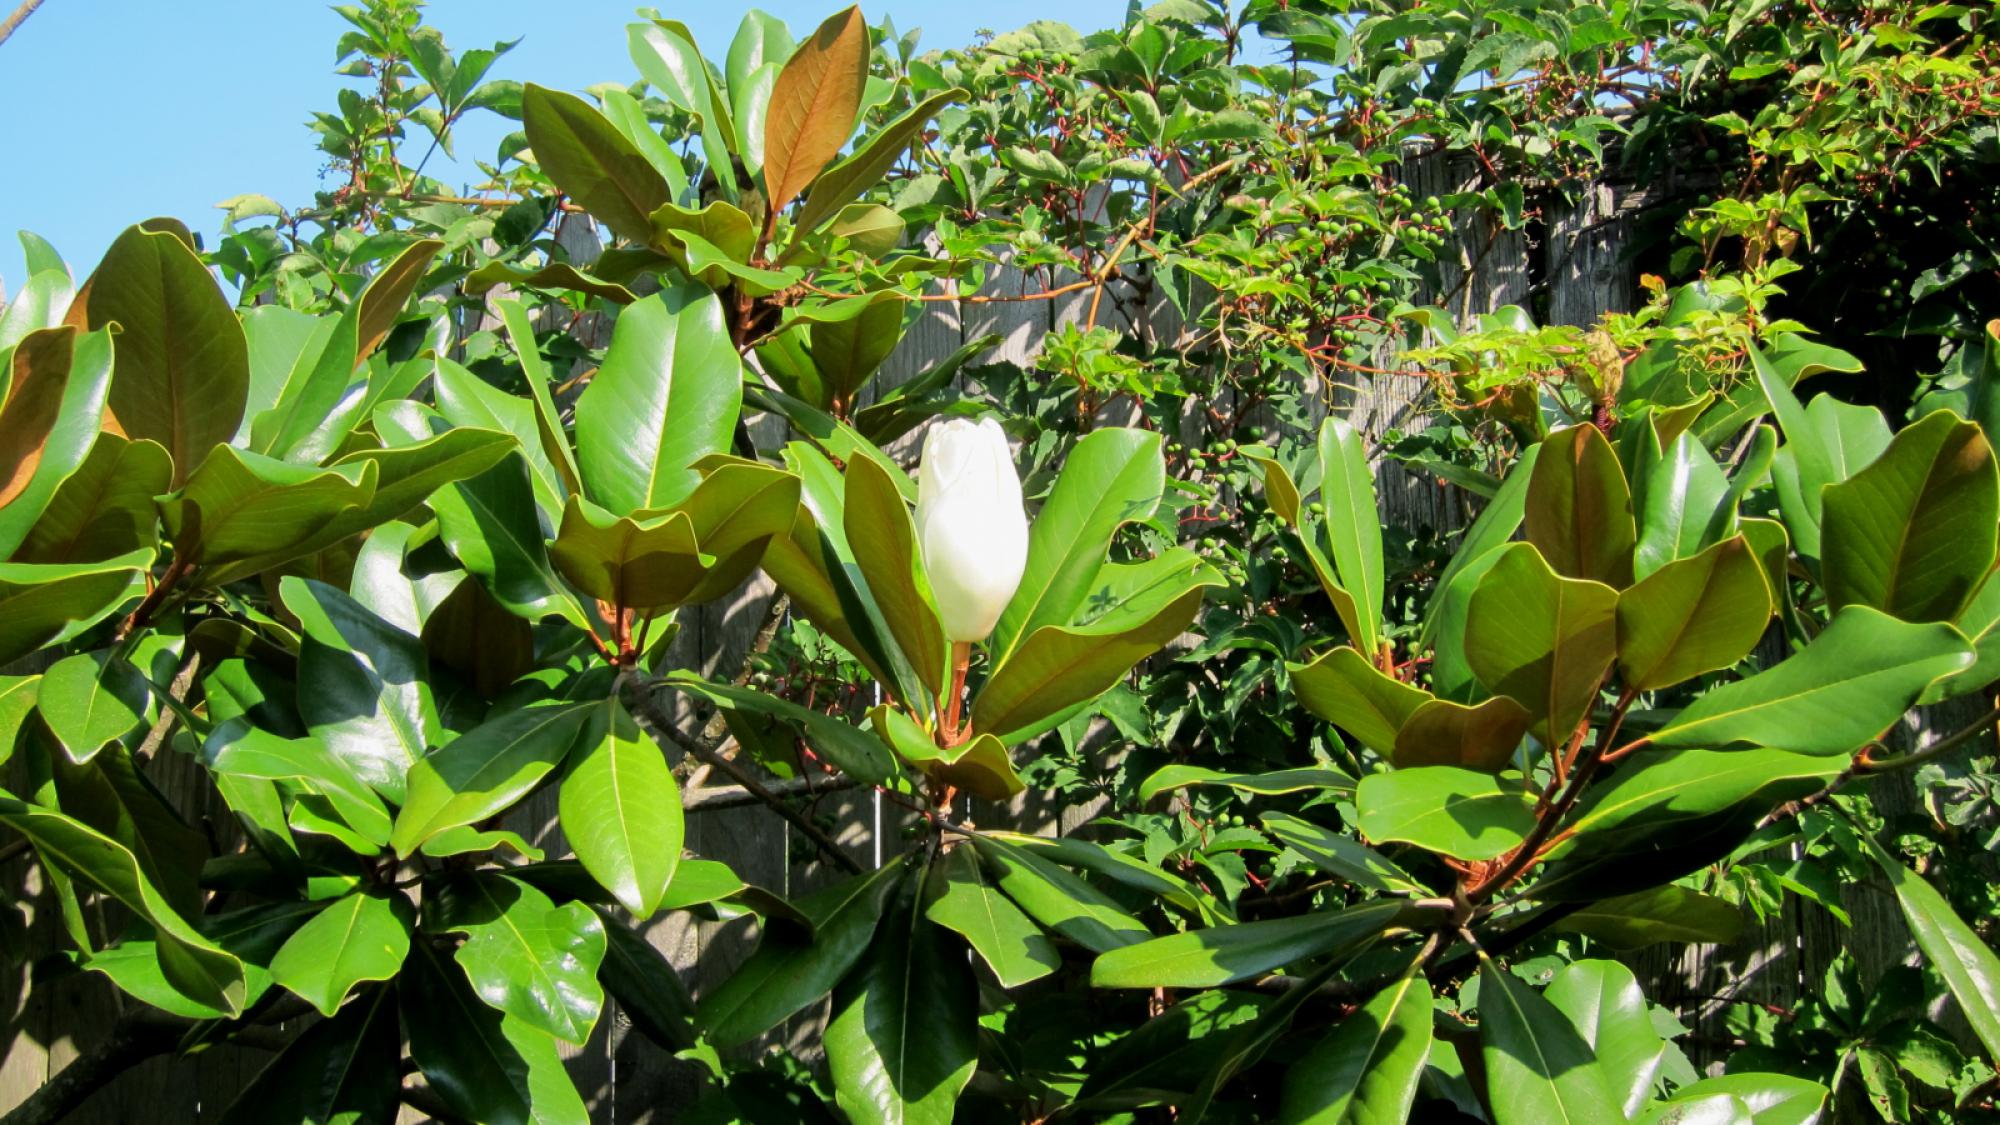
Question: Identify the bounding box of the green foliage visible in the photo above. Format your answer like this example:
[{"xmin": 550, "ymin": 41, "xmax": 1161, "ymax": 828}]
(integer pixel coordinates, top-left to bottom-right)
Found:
[{"xmin": 5, "ymin": 0, "xmax": 2000, "ymax": 1120}]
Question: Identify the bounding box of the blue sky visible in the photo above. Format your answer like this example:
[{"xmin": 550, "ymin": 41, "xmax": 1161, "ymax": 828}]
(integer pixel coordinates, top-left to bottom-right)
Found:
[{"xmin": 0, "ymin": 0, "xmax": 1137, "ymax": 291}]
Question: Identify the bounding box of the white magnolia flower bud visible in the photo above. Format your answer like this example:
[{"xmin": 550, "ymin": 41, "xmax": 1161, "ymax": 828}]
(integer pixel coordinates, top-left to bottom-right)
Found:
[{"xmin": 916, "ymin": 417, "xmax": 1029, "ymax": 643}]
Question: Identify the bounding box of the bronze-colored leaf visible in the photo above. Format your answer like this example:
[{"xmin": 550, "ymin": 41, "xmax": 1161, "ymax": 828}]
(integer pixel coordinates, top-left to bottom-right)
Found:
[{"xmin": 762, "ymin": 7, "xmax": 869, "ymax": 220}]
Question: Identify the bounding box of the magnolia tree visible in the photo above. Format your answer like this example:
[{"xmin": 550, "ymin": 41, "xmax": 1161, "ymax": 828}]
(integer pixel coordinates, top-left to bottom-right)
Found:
[{"xmin": 3, "ymin": 1, "xmax": 2000, "ymax": 1123}]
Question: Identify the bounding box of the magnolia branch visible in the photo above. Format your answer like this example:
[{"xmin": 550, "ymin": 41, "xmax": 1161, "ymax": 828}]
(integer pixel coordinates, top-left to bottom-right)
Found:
[
  {"xmin": 0, "ymin": 0, "xmax": 45, "ymax": 49},
  {"xmin": 617, "ymin": 669, "xmax": 862, "ymax": 874}
]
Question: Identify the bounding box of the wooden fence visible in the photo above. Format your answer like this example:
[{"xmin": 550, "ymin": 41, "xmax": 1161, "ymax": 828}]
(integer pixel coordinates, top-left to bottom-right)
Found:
[{"xmin": 0, "ymin": 154, "xmax": 1983, "ymax": 1122}]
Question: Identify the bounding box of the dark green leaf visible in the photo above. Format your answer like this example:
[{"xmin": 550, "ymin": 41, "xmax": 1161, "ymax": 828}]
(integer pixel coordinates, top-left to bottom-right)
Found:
[
  {"xmin": 1478, "ymin": 960, "xmax": 1624, "ymax": 1125},
  {"xmin": 1091, "ymin": 900, "xmax": 1407, "ymax": 989},
  {"xmin": 522, "ymin": 84, "xmax": 672, "ymax": 245},
  {"xmin": 282, "ymin": 576, "xmax": 438, "ymax": 804},
  {"xmin": 0, "ymin": 550, "xmax": 151, "ymax": 666},
  {"xmin": 1277, "ymin": 972, "xmax": 1433, "ymax": 1124},
  {"xmin": 922, "ymin": 845, "xmax": 1058, "ymax": 988},
  {"xmin": 1821, "ymin": 409, "xmax": 1999, "ymax": 622},
  {"xmin": 1525, "ymin": 423, "xmax": 1635, "ymax": 587},
  {"xmin": 391, "ymin": 703, "xmax": 593, "ymax": 858},
  {"xmin": 560, "ymin": 698, "xmax": 682, "ymax": 917},
  {"xmin": 826, "ymin": 870, "xmax": 978, "ymax": 1125},
  {"xmin": 219, "ymin": 983, "xmax": 400, "ymax": 1125},
  {"xmin": 1644, "ymin": 606, "xmax": 1973, "ymax": 754},
  {"xmin": 1466, "ymin": 542, "xmax": 1618, "ymax": 745},
  {"xmin": 268, "ymin": 890, "xmax": 414, "ymax": 1016},
  {"xmin": 1354, "ymin": 766, "xmax": 1535, "ymax": 862},
  {"xmin": 573, "ymin": 291, "xmax": 742, "ymax": 514},
  {"xmin": 433, "ymin": 872, "xmax": 606, "ymax": 1046},
  {"xmin": 695, "ymin": 857, "xmax": 905, "ymax": 1048},
  {"xmin": 66, "ymin": 222, "xmax": 247, "ymax": 484}
]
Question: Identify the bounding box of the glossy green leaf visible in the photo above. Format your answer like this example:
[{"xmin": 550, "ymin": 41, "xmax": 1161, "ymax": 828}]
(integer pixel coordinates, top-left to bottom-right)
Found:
[
  {"xmin": 845, "ymin": 455, "xmax": 947, "ymax": 700},
  {"xmin": 522, "ymin": 84, "xmax": 672, "ymax": 245},
  {"xmin": 0, "ymin": 270, "xmax": 71, "ymax": 353},
  {"xmin": 1277, "ymin": 972, "xmax": 1433, "ymax": 1124},
  {"xmin": 975, "ymin": 550, "xmax": 1217, "ymax": 743},
  {"xmin": 377, "ymin": 406, "xmax": 590, "ymax": 629},
  {"xmin": 219, "ymin": 982, "xmax": 400, "ymax": 1125},
  {"xmin": 14, "ymin": 434, "xmax": 170, "ymax": 564},
  {"xmin": 1869, "ymin": 837, "xmax": 2000, "ymax": 1065},
  {"xmin": 282, "ymin": 576, "xmax": 439, "ymax": 804},
  {"xmin": 1355, "ymin": 766, "xmax": 1535, "ymax": 862},
  {"xmin": 923, "ymin": 845, "xmax": 1059, "ymax": 989},
  {"xmin": 391, "ymin": 702, "xmax": 592, "ymax": 858},
  {"xmin": 36, "ymin": 650, "xmax": 150, "ymax": 764},
  {"xmin": 594, "ymin": 904, "xmax": 697, "ymax": 1051},
  {"xmin": 870, "ymin": 705, "xmax": 1022, "ymax": 801},
  {"xmin": 1260, "ymin": 812, "xmax": 1427, "ymax": 895},
  {"xmin": 1556, "ymin": 886, "xmax": 1745, "ymax": 950},
  {"xmin": 992, "ymin": 427, "xmax": 1164, "ymax": 662},
  {"xmin": 430, "ymin": 359, "xmax": 566, "ymax": 522},
  {"xmin": 547, "ymin": 497, "xmax": 704, "ymax": 610},
  {"xmin": 1617, "ymin": 535, "xmax": 1772, "ymax": 690},
  {"xmin": 465, "ymin": 259, "xmax": 640, "ymax": 305},
  {"xmin": 268, "ymin": 890, "xmax": 413, "ymax": 1016},
  {"xmin": 1650, "ymin": 1074, "xmax": 1827, "ymax": 1125},
  {"xmin": 1821, "ymin": 409, "xmax": 1999, "ymax": 622},
  {"xmin": 1466, "ymin": 542, "xmax": 1618, "ymax": 744},
  {"xmin": 1393, "ymin": 694, "xmax": 1533, "ymax": 773},
  {"xmin": 328, "ymin": 420, "xmax": 517, "ymax": 530},
  {"xmin": 1773, "ymin": 402, "xmax": 1894, "ymax": 569},
  {"xmin": 727, "ymin": 10, "xmax": 795, "ymax": 99},
  {"xmin": 627, "ymin": 18, "xmax": 737, "ymax": 204},
  {"xmin": 66, "ymin": 222, "xmax": 247, "ymax": 484},
  {"xmin": 1534, "ymin": 748, "xmax": 1842, "ymax": 901},
  {"xmin": 970, "ymin": 834, "xmax": 1150, "ymax": 953},
  {"xmin": 696, "ymin": 857, "xmax": 905, "ymax": 1048},
  {"xmin": 0, "ymin": 327, "xmax": 116, "ymax": 559},
  {"xmin": 560, "ymin": 698, "xmax": 682, "ymax": 917},
  {"xmin": 1478, "ymin": 960, "xmax": 1624, "ymax": 1125},
  {"xmin": 0, "ymin": 550, "xmax": 151, "ymax": 667},
  {"xmin": 402, "ymin": 940, "xmax": 582, "ymax": 1125},
  {"xmin": 813, "ymin": 295, "xmax": 904, "ymax": 408},
  {"xmin": 762, "ymin": 6, "xmax": 870, "ymax": 215},
  {"xmin": 1423, "ymin": 444, "xmax": 1541, "ymax": 699},
  {"xmin": 433, "ymin": 872, "xmax": 607, "ymax": 1046},
  {"xmin": 204, "ymin": 720, "xmax": 392, "ymax": 849},
  {"xmin": 665, "ymin": 672, "xmax": 897, "ymax": 784},
  {"xmin": 826, "ymin": 871, "xmax": 978, "ymax": 1125},
  {"xmin": 0, "ymin": 675, "xmax": 38, "ymax": 764},
  {"xmin": 260, "ymin": 237, "xmax": 442, "ymax": 463},
  {"xmin": 1314, "ymin": 418, "xmax": 1386, "ymax": 656},
  {"xmin": 161, "ymin": 447, "xmax": 376, "ymax": 577},
  {"xmin": 0, "ymin": 795, "xmax": 245, "ymax": 1012},
  {"xmin": 1645, "ymin": 606, "xmax": 1973, "ymax": 754},
  {"xmin": 573, "ymin": 291, "xmax": 742, "ymax": 514},
  {"xmin": 1289, "ymin": 645, "xmax": 1428, "ymax": 757},
  {"xmin": 1092, "ymin": 900, "xmax": 1406, "ymax": 989},
  {"xmin": 1544, "ymin": 959, "xmax": 1669, "ymax": 1117},
  {"xmin": 1633, "ymin": 430, "xmax": 1733, "ymax": 580},
  {"xmin": 1138, "ymin": 765, "xmax": 1356, "ymax": 804},
  {"xmin": 1526, "ymin": 423, "xmax": 1635, "ymax": 587}
]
